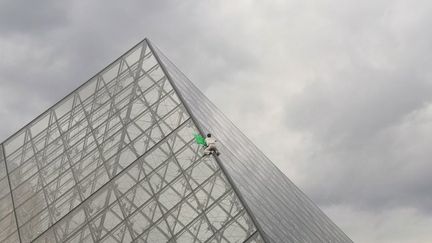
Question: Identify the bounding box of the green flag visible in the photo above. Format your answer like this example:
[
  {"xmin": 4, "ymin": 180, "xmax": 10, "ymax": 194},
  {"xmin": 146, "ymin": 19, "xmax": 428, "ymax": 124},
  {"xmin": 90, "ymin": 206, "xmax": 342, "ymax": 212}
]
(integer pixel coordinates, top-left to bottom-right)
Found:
[{"xmin": 194, "ymin": 134, "xmax": 207, "ymax": 146}]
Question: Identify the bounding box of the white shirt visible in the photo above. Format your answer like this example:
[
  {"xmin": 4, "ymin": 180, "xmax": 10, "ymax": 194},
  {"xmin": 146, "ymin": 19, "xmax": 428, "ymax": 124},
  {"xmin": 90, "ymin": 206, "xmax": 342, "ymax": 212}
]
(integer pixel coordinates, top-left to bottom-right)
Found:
[{"xmin": 205, "ymin": 137, "xmax": 216, "ymax": 145}]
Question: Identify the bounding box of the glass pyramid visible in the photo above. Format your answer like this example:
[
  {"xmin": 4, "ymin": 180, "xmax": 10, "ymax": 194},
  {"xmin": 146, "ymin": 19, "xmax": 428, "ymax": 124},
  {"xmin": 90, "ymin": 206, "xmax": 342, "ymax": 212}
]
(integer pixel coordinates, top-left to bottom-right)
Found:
[{"xmin": 0, "ymin": 39, "xmax": 352, "ymax": 243}]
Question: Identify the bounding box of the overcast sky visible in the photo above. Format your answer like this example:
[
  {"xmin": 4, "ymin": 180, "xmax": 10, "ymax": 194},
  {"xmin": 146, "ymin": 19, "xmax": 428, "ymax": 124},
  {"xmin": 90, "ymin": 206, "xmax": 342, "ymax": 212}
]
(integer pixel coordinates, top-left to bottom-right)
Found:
[{"xmin": 1, "ymin": 0, "xmax": 432, "ymax": 242}]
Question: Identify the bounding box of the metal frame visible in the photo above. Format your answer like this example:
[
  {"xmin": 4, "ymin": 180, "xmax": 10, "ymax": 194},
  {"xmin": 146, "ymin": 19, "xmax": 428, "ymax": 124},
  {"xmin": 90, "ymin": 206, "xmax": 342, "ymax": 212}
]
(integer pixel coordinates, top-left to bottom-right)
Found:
[{"xmin": 0, "ymin": 39, "xmax": 263, "ymax": 243}]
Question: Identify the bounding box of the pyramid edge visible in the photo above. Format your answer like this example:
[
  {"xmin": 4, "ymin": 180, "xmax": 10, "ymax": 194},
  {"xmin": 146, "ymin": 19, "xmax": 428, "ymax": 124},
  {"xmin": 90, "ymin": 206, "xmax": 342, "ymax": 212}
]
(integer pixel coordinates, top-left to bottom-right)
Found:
[{"xmin": 146, "ymin": 39, "xmax": 272, "ymax": 243}]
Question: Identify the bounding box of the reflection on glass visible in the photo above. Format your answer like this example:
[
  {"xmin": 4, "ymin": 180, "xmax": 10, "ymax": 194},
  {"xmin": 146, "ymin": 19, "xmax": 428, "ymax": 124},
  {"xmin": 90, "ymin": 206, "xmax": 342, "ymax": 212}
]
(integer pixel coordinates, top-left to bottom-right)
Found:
[{"xmin": 1, "ymin": 40, "xmax": 261, "ymax": 243}]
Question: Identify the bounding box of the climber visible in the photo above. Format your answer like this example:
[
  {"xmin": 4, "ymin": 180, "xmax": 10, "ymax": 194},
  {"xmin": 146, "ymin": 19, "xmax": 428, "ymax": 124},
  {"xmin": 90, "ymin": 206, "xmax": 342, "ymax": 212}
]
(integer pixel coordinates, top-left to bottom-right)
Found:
[{"xmin": 204, "ymin": 133, "xmax": 220, "ymax": 156}]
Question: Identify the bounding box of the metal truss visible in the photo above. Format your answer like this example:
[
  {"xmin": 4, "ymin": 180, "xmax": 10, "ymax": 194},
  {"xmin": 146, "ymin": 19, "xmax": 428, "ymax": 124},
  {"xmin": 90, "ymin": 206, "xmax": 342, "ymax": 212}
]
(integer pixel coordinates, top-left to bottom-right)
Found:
[{"xmin": 0, "ymin": 40, "xmax": 264, "ymax": 243}]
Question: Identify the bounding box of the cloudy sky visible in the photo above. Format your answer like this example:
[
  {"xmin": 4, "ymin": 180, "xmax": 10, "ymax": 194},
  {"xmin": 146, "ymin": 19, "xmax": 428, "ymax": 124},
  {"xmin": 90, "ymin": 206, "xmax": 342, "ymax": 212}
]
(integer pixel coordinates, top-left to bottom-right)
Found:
[{"xmin": 1, "ymin": 0, "xmax": 432, "ymax": 242}]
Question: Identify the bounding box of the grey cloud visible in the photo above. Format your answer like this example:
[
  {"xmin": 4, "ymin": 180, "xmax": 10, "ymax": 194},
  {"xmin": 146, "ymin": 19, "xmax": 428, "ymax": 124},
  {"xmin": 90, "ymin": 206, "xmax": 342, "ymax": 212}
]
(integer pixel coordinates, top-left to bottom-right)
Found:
[
  {"xmin": 284, "ymin": 52, "xmax": 432, "ymax": 213},
  {"xmin": 286, "ymin": 68, "xmax": 432, "ymax": 147},
  {"xmin": 1, "ymin": 1, "xmax": 432, "ymax": 242},
  {"xmin": 0, "ymin": 0, "xmax": 70, "ymax": 34},
  {"xmin": 276, "ymin": 0, "xmax": 432, "ymax": 216}
]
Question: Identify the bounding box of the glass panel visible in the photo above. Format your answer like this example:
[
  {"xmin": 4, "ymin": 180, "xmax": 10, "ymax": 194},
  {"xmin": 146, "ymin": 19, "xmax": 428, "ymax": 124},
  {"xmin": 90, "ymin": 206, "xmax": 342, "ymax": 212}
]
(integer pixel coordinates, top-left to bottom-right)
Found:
[
  {"xmin": 166, "ymin": 195, "xmax": 200, "ymax": 235},
  {"xmin": 101, "ymin": 221, "xmax": 132, "ymax": 243},
  {"xmin": 65, "ymin": 225, "xmax": 93, "ymax": 243},
  {"xmin": 13, "ymin": 170, "xmax": 43, "ymax": 207},
  {"xmin": 44, "ymin": 169, "xmax": 76, "ymax": 203},
  {"xmin": 102, "ymin": 62, "xmax": 120, "ymax": 84},
  {"xmin": 50, "ymin": 187, "xmax": 81, "ymax": 222},
  {"xmin": 41, "ymin": 154, "xmax": 70, "ymax": 187},
  {"xmin": 149, "ymin": 66, "xmax": 165, "ymax": 81},
  {"xmin": 119, "ymin": 181, "xmax": 152, "ymax": 217},
  {"xmin": 144, "ymin": 220, "xmax": 171, "ymax": 242},
  {"xmin": 176, "ymin": 216, "xmax": 212, "ymax": 242},
  {"xmin": 125, "ymin": 44, "xmax": 143, "ymax": 67},
  {"xmin": 157, "ymin": 177, "xmax": 187, "ymax": 212},
  {"xmin": 129, "ymin": 199, "xmax": 162, "ymax": 238},
  {"xmin": 16, "ymin": 191, "xmax": 47, "ymax": 226},
  {"xmin": 141, "ymin": 53, "xmax": 158, "ymax": 73},
  {"xmin": 78, "ymin": 166, "xmax": 109, "ymax": 199},
  {"xmin": 89, "ymin": 187, "xmax": 117, "ymax": 217},
  {"xmin": 20, "ymin": 209, "xmax": 50, "ymax": 242},
  {"xmin": 73, "ymin": 152, "xmax": 102, "ymax": 182},
  {"xmin": 0, "ymin": 193, "xmax": 14, "ymax": 219},
  {"xmin": 89, "ymin": 203, "xmax": 124, "ymax": 240},
  {"xmin": 82, "ymin": 77, "xmax": 98, "ymax": 99},
  {"xmin": 30, "ymin": 112, "xmax": 50, "ymax": 138},
  {"xmin": 137, "ymin": 75, "xmax": 155, "ymax": 92},
  {"xmin": 0, "ymin": 213, "xmax": 17, "ymax": 242},
  {"xmin": 55, "ymin": 96, "xmax": 74, "ymax": 120},
  {"xmin": 33, "ymin": 227, "xmax": 56, "ymax": 243},
  {"xmin": 4, "ymin": 130, "xmax": 25, "ymax": 157},
  {"xmin": 0, "ymin": 176, "xmax": 10, "ymax": 199},
  {"xmin": 3, "ymin": 231, "xmax": 20, "ymax": 243},
  {"xmin": 57, "ymin": 208, "xmax": 87, "ymax": 241}
]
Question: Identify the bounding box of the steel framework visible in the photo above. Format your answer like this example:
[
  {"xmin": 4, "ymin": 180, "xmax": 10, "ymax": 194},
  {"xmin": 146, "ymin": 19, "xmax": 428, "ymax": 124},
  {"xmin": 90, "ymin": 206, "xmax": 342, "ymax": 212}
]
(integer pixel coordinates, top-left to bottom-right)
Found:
[{"xmin": 0, "ymin": 39, "xmax": 352, "ymax": 243}]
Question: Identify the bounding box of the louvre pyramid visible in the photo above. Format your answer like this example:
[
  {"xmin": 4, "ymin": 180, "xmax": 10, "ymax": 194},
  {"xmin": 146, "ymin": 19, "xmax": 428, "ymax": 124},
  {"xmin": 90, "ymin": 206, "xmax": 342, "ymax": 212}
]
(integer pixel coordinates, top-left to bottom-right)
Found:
[{"xmin": 0, "ymin": 39, "xmax": 352, "ymax": 243}]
